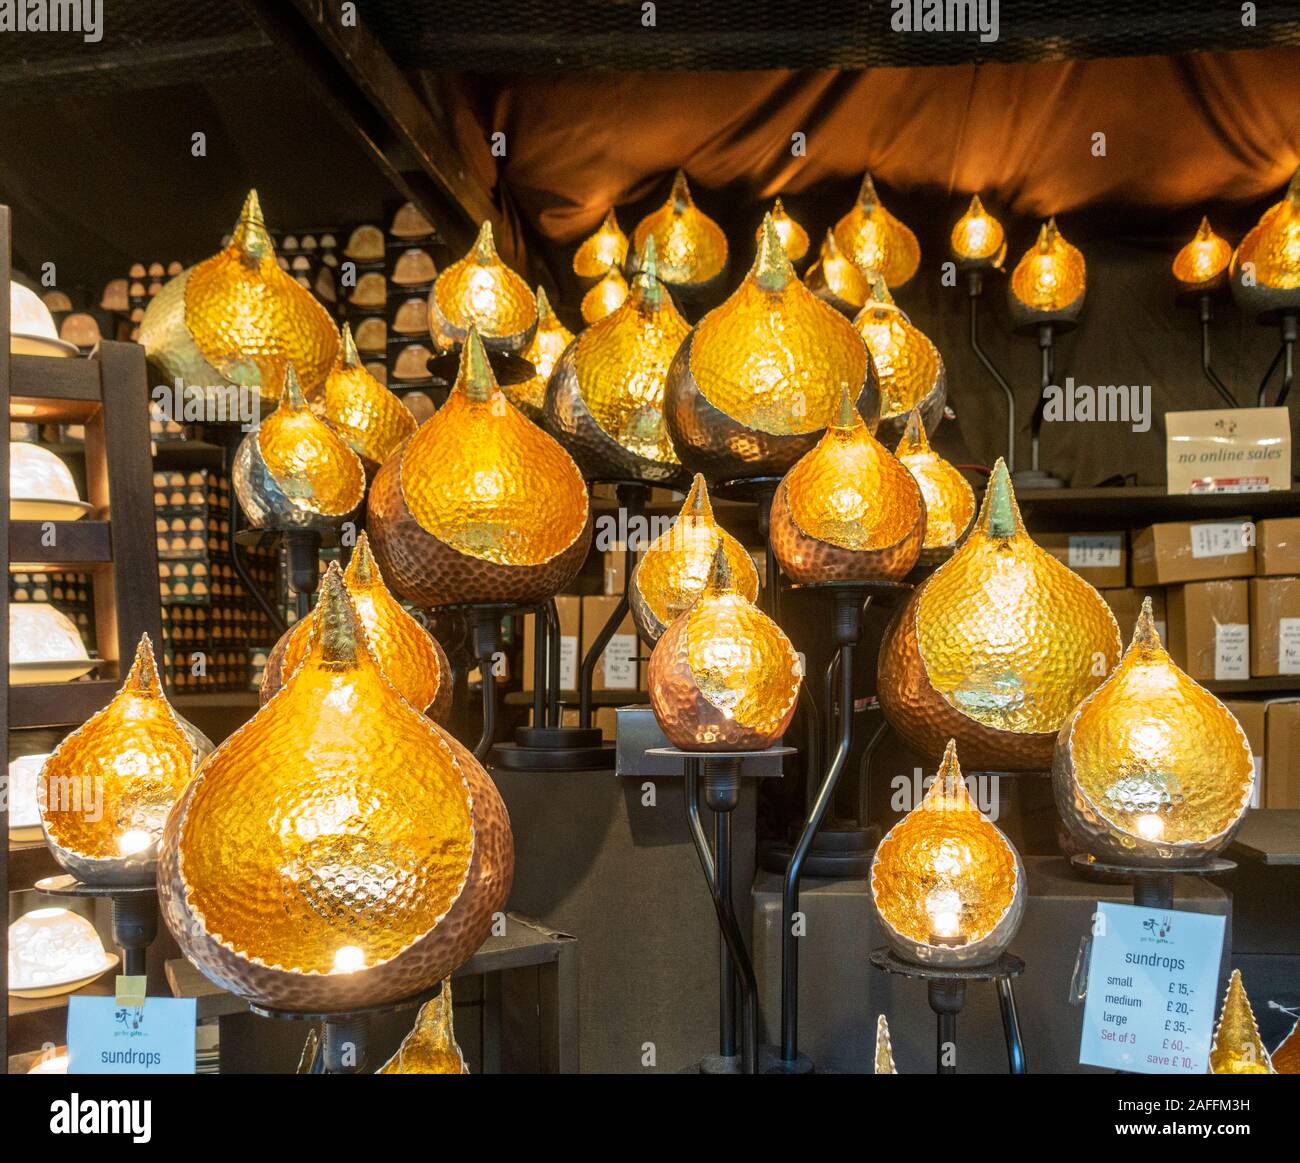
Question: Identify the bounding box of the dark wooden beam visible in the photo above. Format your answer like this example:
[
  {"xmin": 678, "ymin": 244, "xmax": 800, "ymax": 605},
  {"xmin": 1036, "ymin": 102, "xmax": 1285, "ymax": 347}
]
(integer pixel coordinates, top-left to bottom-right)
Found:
[{"xmin": 237, "ymin": 0, "xmax": 498, "ymax": 253}]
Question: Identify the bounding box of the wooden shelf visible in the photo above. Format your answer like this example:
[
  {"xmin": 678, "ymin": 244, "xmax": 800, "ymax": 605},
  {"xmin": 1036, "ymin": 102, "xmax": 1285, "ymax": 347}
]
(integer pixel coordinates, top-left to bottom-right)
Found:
[
  {"xmin": 170, "ymin": 691, "xmax": 260, "ymax": 709},
  {"xmin": 152, "ymin": 440, "xmax": 226, "ymax": 472},
  {"xmin": 1229, "ymin": 809, "xmax": 1300, "ymax": 866},
  {"xmin": 8, "ymin": 973, "xmax": 116, "ymax": 1052},
  {"xmin": 1204, "ymin": 677, "xmax": 1300, "ymax": 696},
  {"xmin": 8, "ymin": 838, "xmax": 59, "ymax": 892},
  {"xmin": 9, "ymin": 678, "xmax": 118, "ymax": 730},
  {"xmin": 1010, "ymin": 485, "xmax": 1300, "ymax": 531},
  {"xmin": 504, "ymin": 689, "xmax": 648, "ymax": 708},
  {"xmin": 9, "ymin": 519, "xmax": 111, "ymax": 567}
]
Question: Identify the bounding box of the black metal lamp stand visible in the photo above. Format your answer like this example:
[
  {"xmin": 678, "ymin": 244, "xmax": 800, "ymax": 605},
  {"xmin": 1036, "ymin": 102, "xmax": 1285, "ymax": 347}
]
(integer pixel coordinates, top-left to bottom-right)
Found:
[
  {"xmin": 713, "ymin": 475, "xmax": 783, "ymax": 621},
  {"xmin": 1015, "ymin": 320, "xmax": 1069, "ymax": 490},
  {"xmin": 35, "ymin": 874, "xmax": 158, "ymax": 979},
  {"xmin": 1068, "ymin": 854, "xmax": 1236, "ymax": 911},
  {"xmin": 966, "ymin": 269, "xmax": 1018, "ymax": 470},
  {"xmin": 1257, "ymin": 310, "xmax": 1297, "ymax": 407}
]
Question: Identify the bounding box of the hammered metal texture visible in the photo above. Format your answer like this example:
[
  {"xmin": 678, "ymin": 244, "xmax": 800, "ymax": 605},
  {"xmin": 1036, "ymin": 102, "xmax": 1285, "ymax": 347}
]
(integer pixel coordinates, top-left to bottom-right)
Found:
[
  {"xmin": 648, "ymin": 548, "xmax": 800, "ymax": 750},
  {"xmin": 1008, "ymin": 219, "xmax": 1086, "ymax": 327},
  {"xmin": 852, "ymin": 283, "xmax": 946, "ymax": 444},
  {"xmin": 1230, "ymin": 169, "xmax": 1300, "ymax": 317},
  {"xmin": 138, "ymin": 267, "xmax": 228, "ymax": 388},
  {"xmin": 546, "ymin": 241, "xmax": 690, "ymax": 483},
  {"xmin": 510, "ymin": 288, "xmax": 574, "ymax": 421},
  {"xmin": 1053, "ymin": 600, "xmax": 1253, "ymax": 867},
  {"xmin": 804, "ymin": 229, "xmax": 871, "ymax": 316},
  {"xmin": 895, "ymin": 410, "xmax": 976, "ymax": 551},
  {"xmin": 368, "ymin": 330, "xmax": 592, "ymax": 606},
  {"xmin": 158, "ymin": 568, "xmax": 507, "ymax": 1011},
  {"xmin": 769, "ymin": 401, "xmax": 924, "ymax": 583},
  {"xmin": 1210, "ymin": 971, "xmax": 1275, "ymax": 1074},
  {"xmin": 1271, "ymin": 1020, "xmax": 1300, "ymax": 1074},
  {"xmin": 378, "ymin": 982, "xmax": 469, "ymax": 1073},
  {"xmin": 833, "ymin": 174, "xmax": 921, "ymax": 288},
  {"xmin": 310, "ymin": 324, "xmax": 416, "ymax": 468},
  {"xmin": 40, "ymin": 635, "xmax": 211, "ymax": 888},
  {"xmin": 629, "ymin": 475, "xmax": 759, "ymax": 643},
  {"xmin": 762, "ymin": 198, "xmax": 809, "ymax": 263},
  {"xmin": 259, "ymin": 533, "xmax": 453, "ymax": 724},
  {"xmin": 870, "ymin": 741, "xmax": 1025, "ymax": 968},
  {"xmin": 631, "ymin": 171, "xmax": 728, "ymax": 290},
  {"xmin": 874, "ymin": 1015, "xmax": 898, "ymax": 1073},
  {"xmin": 1172, "ymin": 217, "xmax": 1232, "ymax": 292},
  {"xmin": 234, "ymin": 366, "xmax": 366, "ymax": 531},
  {"xmin": 580, "ymin": 267, "xmax": 629, "ymax": 323},
  {"xmin": 665, "ymin": 218, "xmax": 877, "ymax": 481},
  {"xmin": 573, "ymin": 209, "xmax": 629, "ymax": 280},
  {"xmin": 428, "ymin": 221, "xmax": 538, "ymax": 354},
  {"xmin": 950, "ymin": 194, "xmax": 1007, "ymax": 268},
  {"xmin": 183, "ymin": 191, "xmax": 339, "ymax": 394},
  {"xmin": 877, "ymin": 460, "xmax": 1121, "ymax": 770}
]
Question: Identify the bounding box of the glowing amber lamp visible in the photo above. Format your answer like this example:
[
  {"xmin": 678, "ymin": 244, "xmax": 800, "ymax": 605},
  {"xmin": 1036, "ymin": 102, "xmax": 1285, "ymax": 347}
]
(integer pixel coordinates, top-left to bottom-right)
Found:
[
  {"xmin": 1054, "ymin": 599, "xmax": 1253, "ymax": 867},
  {"xmin": 950, "ymin": 194, "xmax": 1006, "ymax": 269},
  {"xmin": 870, "ymin": 740, "xmax": 1026, "ymax": 967},
  {"xmin": 234, "ymin": 363, "xmax": 366, "ymax": 532},
  {"xmin": 760, "ymin": 198, "xmax": 810, "ymax": 263},
  {"xmin": 631, "ymin": 171, "xmax": 728, "ymax": 291},
  {"xmin": 852, "ymin": 275, "xmax": 946, "ymax": 441},
  {"xmin": 805, "ymin": 229, "xmax": 871, "ymax": 315},
  {"xmin": 1173, "ymin": 217, "xmax": 1233, "ymax": 294},
  {"xmin": 367, "ymin": 326, "xmax": 591, "ymax": 607},
  {"xmin": 428, "ymin": 221, "xmax": 537, "ymax": 354},
  {"xmin": 546, "ymin": 237, "xmax": 690, "ymax": 484},
  {"xmin": 160, "ymin": 564, "xmax": 513, "ymax": 1011},
  {"xmin": 573, "ymin": 209, "xmax": 629, "ymax": 280},
  {"xmin": 139, "ymin": 190, "xmax": 338, "ymax": 396},
  {"xmin": 665, "ymin": 214, "xmax": 877, "ymax": 481},
  {"xmin": 896, "ymin": 409, "xmax": 975, "ymax": 553},
  {"xmin": 511, "ymin": 287, "xmax": 574, "ymax": 420},
  {"xmin": 1008, "ymin": 218, "xmax": 1086, "ymax": 326},
  {"xmin": 770, "ymin": 388, "xmax": 924, "ymax": 582},
  {"xmin": 311, "ymin": 323, "xmax": 416, "ymax": 469},
  {"xmin": 630, "ymin": 474, "xmax": 759, "ymax": 644},
  {"xmin": 1273, "ymin": 1018, "xmax": 1300, "ymax": 1074},
  {"xmin": 648, "ymin": 541, "xmax": 801, "ymax": 751},
  {"xmin": 261, "ymin": 532, "xmax": 452, "ymax": 722},
  {"xmin": 379, "ymin": 979, "xmax": 469, "ymax": 1073},
  {"xmin": 833, "ymin": 173, "xmax": 921, "ymax": 288},
  {"xmin": 40, "ymin": 635, "xmax": 211, "ymax": 887},
  {"xmin": 875, "ymin": 1014, "xmax": 898, "ymax": 1074},
  {"xmin": 580, "ymin": 265, "xmax": 629, "ymax": 324},
  {"xmin": 1230, "ymin": 167, "xmax": 1300, "ymax": 318},
  {"xmin": 1210, "ymin": 970, "xmax": 1275, "ymax": 1074},
  {"xmin": 878, "ymin": 459, "xmax": 1121, "ymax": 770}
]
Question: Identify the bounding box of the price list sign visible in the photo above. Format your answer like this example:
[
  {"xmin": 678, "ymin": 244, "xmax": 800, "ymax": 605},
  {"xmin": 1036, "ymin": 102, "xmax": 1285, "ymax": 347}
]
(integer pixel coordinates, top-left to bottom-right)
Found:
[{"xmin": 1079, "ymin": 902, "xmax": 1226, "ymax": 1074}]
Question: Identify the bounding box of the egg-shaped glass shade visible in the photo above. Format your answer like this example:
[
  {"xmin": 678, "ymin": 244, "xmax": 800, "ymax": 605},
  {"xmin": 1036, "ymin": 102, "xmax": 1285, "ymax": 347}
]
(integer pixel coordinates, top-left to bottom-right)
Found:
[
  {"xmin": 580, "ymin": 266, "xmax": 629, "ymax": 324},
  {"xmin": 1172, "ymin": 217, "xmax": 1232, "ymax": 293},
  {"xmin": 510, "ymin": 287, "xmax": 573, "ymax": 420},
  {"xmin": 1054, "ymin": 599, "xmax": 1253, "ymax": 867},
  {"xmin": 546, "ymin": 236, "xmax": 690, "ymax": 483},
  {"xmin": 648, "ymin": 542, "xmax": 801, "ymax": 751},
  {"xmin": 378, "ymin": 980, "xmax": 469, "ymax": 1073},
  {"xmin": 159, "ymin": 565, "xmax": 502, "ymax": 1010},
  {"xmin": 39, "ymin": 634, "xmax": 211, "ymax": 887},
  {"xmin": 630, "ymin": 474, "xmax": 759, "ymax": 643},
  {"xmin": 631, "ymin": 171, "xmax": 728, "ymax": 290},
  {"xmin": 771, "ymin": 390, "xmax": 924, "ymax": 582},
  {"xmin": 895, "ymin": 410, "xmax": 975, "ymax": 552},
  {"xmin": 310, "ymin": 323, "xmax": 416, "ymax": 467},
  {"xmin": 261, "ymin": 532, "xmax": 451, "ymax": 723},
  {"xmin": 870, "ymin": 740, "xmax": 1025, "ymax": 968},
  {"xmin": 760, "ymin": 198, "xmax": 809, "ymax": 263},
  {"xmin": 950, "ymin": 194, "xmax": 1006, "ymax": 268},
  {"xmin": 367, "ymin": 326, "xmax": 592, "ymax": 607},
  {"xmin": 428, "ymin": 221, "xmax": 537, "ymax": 353},
  {"xmin": 1230, "ymin": 167, "xmax": 1300, "ymax": 316},
  {"xmin": 234, "ymin": 363, "xmax": 366, "ymax": 531},
  {"xmin": 1009, "ymin": 218, "xmax": 1086, "ymax": 322},
  {"xmin": 878, "ymin": 459, "xmax": 1121, "ymax": 769},
  {"xmin": 9, "ymin": 604, "xmax": 88, "ymax": 663},
  {"xmin": 573, "ymin": 209, "xmax": 629, "ymax": 280},
  {"xmin": 852, "ymin": 277, "xmax": 946, "ymax": 439},
  {"xmin": 1210, "ymin": 970, "xmax": 1275, "ymax": 1074},
  {"xmin": 10, "ymin": 442, "xmax": 82, "ymax": 504},
  {"xmin": 8, "ymin": 908, "xmax": 114, "ymax": 993},
  {"xmin": 833, "ymin": 173, "xmax": 921, "ymax": 288}
]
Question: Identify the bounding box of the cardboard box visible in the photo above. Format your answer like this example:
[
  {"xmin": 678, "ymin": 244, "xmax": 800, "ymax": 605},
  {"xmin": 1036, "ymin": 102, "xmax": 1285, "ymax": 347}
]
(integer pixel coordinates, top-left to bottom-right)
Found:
[
  {"xmin": 1264, "ymin": 700, "xmax": 1300, "ymax": 808},
  {"xmin": 602, "ymin": 541, "xmax": 645, "ymax": 597},
  {"xmin": 521, "ymin": 594, "xmax": 581, "ymax": 692},
  {"xmin": 1131, "ymin": 518, "xmax": 1255, "ymax": 586},
  {"xmin": 1039, "ymin": 531, "xmax": 1128, "ymax": 588},
  {"xmin": 1222, "ymin": 699, "xmax": 1267, "ymax": 809},
  {"xmin": 1248, "ymin": 576, "xmax": 1300, "ymax": 677},
  {"xmin": 581, "ymin": 595, "xmax": 641, "ymax": 692},
  {"xmin": 595, "ymin": 706, "xmax": 619, "ymax": 742},
  {"xmin": 1256, "ymin": 517, "xmax": 1300, "ymax": 576},
  {"xmin": 1165, "ymin": 580, "xmax": 1250, "ymax": 682},
  {"xmin": 1100, "ymin": 587, "xmax": 1167, "ymax": 642}
]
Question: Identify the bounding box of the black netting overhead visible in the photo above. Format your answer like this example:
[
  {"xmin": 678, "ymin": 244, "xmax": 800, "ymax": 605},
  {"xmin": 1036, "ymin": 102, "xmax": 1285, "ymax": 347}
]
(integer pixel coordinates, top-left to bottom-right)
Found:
[{"xmin": 362, "ymin": 0, "xmax": 1299, "ymax": 71}]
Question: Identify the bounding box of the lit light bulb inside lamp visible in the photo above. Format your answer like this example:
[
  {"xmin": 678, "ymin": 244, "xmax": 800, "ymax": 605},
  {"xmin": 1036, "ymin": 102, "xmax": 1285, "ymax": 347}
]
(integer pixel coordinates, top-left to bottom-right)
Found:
[
  {"xmin": 117, "ymin": 829, "xmax": 152, "ymax": 856},
  {"xmin": 1135, "ymin": 814, "xmax": 1165, "ymax": 841},
  {"xmin": 333, "ymin": 945, "xmax": 366, "ymax": 973},
  {"xmin": 925, "ymin": 886, "xmax": 964, "ymax": 943}
]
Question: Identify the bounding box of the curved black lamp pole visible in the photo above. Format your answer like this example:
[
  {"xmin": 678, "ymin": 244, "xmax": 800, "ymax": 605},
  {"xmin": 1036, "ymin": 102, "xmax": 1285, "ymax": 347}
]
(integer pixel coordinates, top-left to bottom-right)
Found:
[
  {"xmin": 1258, "ymin": 312, "xmax": 1297, "ymax": 407},
  {"xmin": 1197, "ymin": 294, "xmax": 1238, "ymax": 407},
  {"xmin": 471, "ymin": 606, "xmax": 504, "ymax": 761},
  {"xmin": 967, "ymin": 270, "xmax": 1017, "ymax": 470},
  {"xmin": 1030, "ymin": 323, "xmax": 1055, "ymax": 476}
]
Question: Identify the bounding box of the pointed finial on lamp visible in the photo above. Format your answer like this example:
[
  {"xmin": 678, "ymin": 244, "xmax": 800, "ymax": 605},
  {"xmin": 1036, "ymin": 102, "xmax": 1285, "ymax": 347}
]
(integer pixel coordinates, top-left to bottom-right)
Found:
[
  {"xmin": 980, "ymin": 458, "xmax": 1022, "ymax": 539},
  {"xmin": 753, "ymin": 213, "xmax": 795, "ymax": 292},
  {"xmin": 455, "ymin": 325, "xmax": 498, "ymax": 403}
]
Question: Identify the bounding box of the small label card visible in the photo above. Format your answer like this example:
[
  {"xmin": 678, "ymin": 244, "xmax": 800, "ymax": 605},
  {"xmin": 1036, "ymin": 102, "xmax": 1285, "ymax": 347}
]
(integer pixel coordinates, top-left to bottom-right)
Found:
[
  {"xmin": 1079, "ymin": 902, "xmax": 1226, "ymax": 1074},
  {"xmin": 67, "ymin": 994, "xmax": 196, "ymax": 1074},
  {"xmin": 1189, "ymin": 522, "xmax": 1252, "ymax": 559},
  {"xmin": 1214, "ymin": 623, "xmax": 1250, "ymax": 681},
  {"xmin": 1068, "ymin": 534, "xmax": 1123, "ymax": 569}
]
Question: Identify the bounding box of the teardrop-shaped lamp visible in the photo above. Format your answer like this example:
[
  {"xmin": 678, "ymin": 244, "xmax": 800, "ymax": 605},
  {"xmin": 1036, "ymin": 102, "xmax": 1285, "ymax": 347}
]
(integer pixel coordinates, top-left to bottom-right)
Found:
[
  {"xmin": 759, "ymin": 198, "xmax": 810, "ymax": 264},
  {"xmin": 878, "ymin": 459, "xmax": 1121, "ymax": 770},
  {"xmin": 805, "ymin": 229, "xmax": 871, "ymax": 316},
  {"xmin": 427, "ymin": 221, "xmax": 537, "ymax": 354},
  {"xmin": 1230, "ymin": 167, "xmax": 1300, "ymax": 318},
  {"xmin": 631, "ymin": 171, "xmax": 728, "ymax": 292},
  {"xmin": 950, "ymin": 194, "xmax": 1007, "ymax": 270},
  {"xmin": 895, "ymin": 409, "xmax": 976, "ymax": 553},
  {"xmin": 580, "ymin": 265, "xmax": 629, "ymax": 325},
  {"xmin": 510, "ymin": 286, "xmax": 574, "ymax": 421},
  {"xmin": 833, "ymin": 173, "xmax": 921, "ymax": 288},
  {"xmin": 1173, "ymin": 217, "xmax": 1233, "ymax": 295},
  {"xmin": 573, "ymin": 209, "xmax": 629, "ymax": 280},
  {"xmin": 1008, "ymin": 218, "xmax": 1086, "ymax": 328}
]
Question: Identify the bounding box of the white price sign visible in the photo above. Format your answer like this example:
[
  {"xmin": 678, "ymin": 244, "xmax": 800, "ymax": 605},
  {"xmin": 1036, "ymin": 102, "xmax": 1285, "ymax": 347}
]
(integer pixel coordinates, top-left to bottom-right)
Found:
[{"xmin": 1189, "ymin": 522, "xmax": 1251, "ymax": 559}]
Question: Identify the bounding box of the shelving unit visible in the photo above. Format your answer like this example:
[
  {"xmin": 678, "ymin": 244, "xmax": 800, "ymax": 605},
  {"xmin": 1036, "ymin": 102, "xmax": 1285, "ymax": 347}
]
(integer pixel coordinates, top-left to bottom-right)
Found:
[{"xmin": 3, "ymin": 203, "xmax": 165, "ymax": 1069}]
